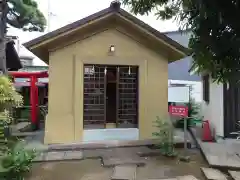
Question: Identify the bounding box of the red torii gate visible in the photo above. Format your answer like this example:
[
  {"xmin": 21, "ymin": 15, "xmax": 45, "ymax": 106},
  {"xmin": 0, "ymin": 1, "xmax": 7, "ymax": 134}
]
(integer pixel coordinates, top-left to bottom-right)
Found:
[{"xmin": 9, "ymin": 71, "xmax": 48, "ymax": 130}]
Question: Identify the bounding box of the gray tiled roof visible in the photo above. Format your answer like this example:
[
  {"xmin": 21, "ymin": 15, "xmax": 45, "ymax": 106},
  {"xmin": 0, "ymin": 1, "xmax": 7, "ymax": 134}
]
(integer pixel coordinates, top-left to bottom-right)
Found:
[{"xmin": 165, "ymin": 30, "xmax": 201, "ymax": 81}]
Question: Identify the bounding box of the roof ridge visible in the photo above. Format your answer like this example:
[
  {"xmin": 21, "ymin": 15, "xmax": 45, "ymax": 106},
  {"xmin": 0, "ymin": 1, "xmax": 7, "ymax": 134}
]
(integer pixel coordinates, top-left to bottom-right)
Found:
[{"xmin": 110, "ymin": 0, "xmax": 121, "ymax": 10}]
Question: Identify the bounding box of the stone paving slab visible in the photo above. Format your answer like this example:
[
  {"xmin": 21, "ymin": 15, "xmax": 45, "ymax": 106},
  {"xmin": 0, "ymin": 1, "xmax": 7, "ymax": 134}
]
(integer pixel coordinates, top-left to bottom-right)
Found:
[
  {"xmin": 197, "ymin": 140, "xmax": 240, "ymax": 169},
  {"xmin": 102, "ymin": 157, "xmax": 146, "ymax": 167},
  {"xmin": 111, "ymin": 165, "xmax": 137, "ymax": 180},
  {"xmin": 80, "ymin": 171, "xmax": 112, "ymax": 180},
  {"xmin": 10, "ymin": 122, "xmax": 30, "ymax": 132},
  {"xmin": 137, "ymin": 149, "xmax": 162, "ymax": 157},
  {"xmin": 228, "ymin": 171, "xmax": 240, "ymax": 180},
  {"xmin": 83, "ymin": 146, "xmax": 152, "ymax": 159},
  {"xmin": 149, "ymin": 175, "xmax": 199, "ymax": 180},
  {"xmin": 31, "ymin": 145, "xmax": 180, "ymax": 162},
  {"xmin": 44, "ymin": 151, "xmax": 65, "ymax": 161},
  {"xmin": 201, "ymin": 167, "xmax": 227, "ymax": 180},
  {"xmin": 33, "ymin": 152, "xmax": 45, "ymax": 162},
  {"xmin": 64, "ymin": 150, "xmax": 84, "ymax": 160},
  {"xmin": 33, "ymin": 151, "xmax": 83, "ymax": 162}
]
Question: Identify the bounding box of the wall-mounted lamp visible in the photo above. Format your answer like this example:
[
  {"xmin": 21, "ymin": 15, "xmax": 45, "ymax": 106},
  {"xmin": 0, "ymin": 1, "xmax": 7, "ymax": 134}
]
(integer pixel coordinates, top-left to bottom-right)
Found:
[
  {"xmin": 104, "ymin": 66, "xmax": 107, "ymax": 75},
  {"xmin": 128, "ymin": 66, "xmax": 131, "ymax": 75},
  {"xmin": 109, "ymin": 45, "xmax": 115, "ymax": 52}
]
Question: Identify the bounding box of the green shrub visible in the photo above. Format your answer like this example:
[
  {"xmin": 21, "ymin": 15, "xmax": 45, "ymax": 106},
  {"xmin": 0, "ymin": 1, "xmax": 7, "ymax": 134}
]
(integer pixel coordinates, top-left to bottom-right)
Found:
[
  {"xmin": 0, "ymin": 76, "xmax": 23, "ymax": 153},
  {"xmin": 175, "ymin": 97, "xmax": 201, "ymax": 129},
  {"xmin": 0, "ymin": 141, "xmax": 37, "ymax": 180},
  {"xmin": 0, "ymin": 76, "xmax": 37, "ymax": 180},
  {"xmin": 152, "ymin": 116, "xmax": 177, "ymax": 157},
  {"xmin": 0, "ymin": 76, "xmax": 23, "ymax": 123}
]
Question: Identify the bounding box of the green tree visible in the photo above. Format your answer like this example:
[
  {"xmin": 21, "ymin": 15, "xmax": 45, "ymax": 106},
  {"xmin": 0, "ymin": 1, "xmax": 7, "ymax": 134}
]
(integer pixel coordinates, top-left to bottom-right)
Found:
[
  {"xmin": 0, "ymin": 0, "xmax": 46, "ymax": 73},
  {"xmin": 122, "ymin": 0, "xmax": 240, "ymax": 83}
]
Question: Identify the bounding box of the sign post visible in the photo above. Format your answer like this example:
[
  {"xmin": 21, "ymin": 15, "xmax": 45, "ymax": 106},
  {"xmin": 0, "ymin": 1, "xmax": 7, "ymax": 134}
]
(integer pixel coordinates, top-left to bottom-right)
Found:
[
  {"xmin": 168, "ymin": 84, "xmax": 191, "ymax": 161},
  {"xmin": 169, "ymin": 105, "xmax": 189, "ymax": 155}
]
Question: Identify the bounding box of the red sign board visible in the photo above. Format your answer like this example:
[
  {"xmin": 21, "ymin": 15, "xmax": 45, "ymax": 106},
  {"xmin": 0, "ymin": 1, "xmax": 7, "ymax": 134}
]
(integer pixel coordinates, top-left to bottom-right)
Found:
[{"xmin": 169, "ymin": 105, "xmax": 188, "ymax": 117}]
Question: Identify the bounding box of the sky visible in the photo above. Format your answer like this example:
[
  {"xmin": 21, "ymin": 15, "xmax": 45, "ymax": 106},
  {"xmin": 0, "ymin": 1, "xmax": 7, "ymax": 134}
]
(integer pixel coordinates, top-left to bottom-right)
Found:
[
  {"xmin": 8, "ymin": 0, "xmax": 201, "ymax": 100},
  {"xmin": 7, "ymin": 0, "xmax": 179, "ymax": 66},
  {"xmin": 7, "ymin": 0, "xmax": 179, "ymax": 43}
]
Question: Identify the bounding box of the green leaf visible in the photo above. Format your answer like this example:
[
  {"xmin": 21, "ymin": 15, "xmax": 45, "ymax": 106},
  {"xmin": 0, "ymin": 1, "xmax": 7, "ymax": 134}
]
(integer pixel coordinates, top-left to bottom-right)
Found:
[
  {"xmin": 121, "ymin": 0, "xmax": 240, "ymax": 83},
  {"xmin": 7, "ymin": 0, "xmax": 46, "ymax": 32}
]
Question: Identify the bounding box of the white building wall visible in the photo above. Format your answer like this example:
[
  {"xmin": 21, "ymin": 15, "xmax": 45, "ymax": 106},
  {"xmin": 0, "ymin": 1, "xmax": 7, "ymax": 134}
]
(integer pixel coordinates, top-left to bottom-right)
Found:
[
  {"xmin": 168, "ymin": 80, "xmax": 202, "ymax": 102},
  {"xmin": 12, "ymin": 37, "xmax": 48, "ymax": 66},
  {"xmin": 202, "ymin": 78, "xmax": 224, "ymax": 137}
]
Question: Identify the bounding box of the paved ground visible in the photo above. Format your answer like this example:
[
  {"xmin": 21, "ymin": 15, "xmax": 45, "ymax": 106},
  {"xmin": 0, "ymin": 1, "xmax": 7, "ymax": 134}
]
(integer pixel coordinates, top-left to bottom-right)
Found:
[
  {"xmin": 27, "ymin": 159, "xmax": 112, "ymax": 180},
  {"xmin": 136, "ymin": 149, "xmax": 207, "ymax": 180},
  {"xmin": 18, "ymin": 125, "xmax": 218, "ymax": 180},
  {"xmin": 26, "ymin": 148, "xmax": 208, "ymax": 180},
  {"xmin": 198, "ymin": 140, "xmax": 240, "ymax": 169},
  {"xmin": 190, "ymin": 126, "xmax": 240, "ymax": 170},
  {"xmin": 24, "ymin": 126, "xmax": 240, "ymax": 180}
]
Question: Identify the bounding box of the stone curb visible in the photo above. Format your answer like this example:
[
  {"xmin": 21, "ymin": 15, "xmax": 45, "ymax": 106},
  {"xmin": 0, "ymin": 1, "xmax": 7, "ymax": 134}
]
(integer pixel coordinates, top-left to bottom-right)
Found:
[{"xmin": 46, "ymin": 139, "xmax": 192, "ymax": 152}]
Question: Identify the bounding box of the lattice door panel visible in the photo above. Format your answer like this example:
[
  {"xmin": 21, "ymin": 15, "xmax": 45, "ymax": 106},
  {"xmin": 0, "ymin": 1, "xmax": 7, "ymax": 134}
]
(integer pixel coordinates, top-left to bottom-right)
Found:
[
  {"xmin": 83, "ymin": 65, "xmax": 106, "ymax": 127},
  {"xmin": 117, "ymin": 66, "xmax": 138, "ymax": 127}
]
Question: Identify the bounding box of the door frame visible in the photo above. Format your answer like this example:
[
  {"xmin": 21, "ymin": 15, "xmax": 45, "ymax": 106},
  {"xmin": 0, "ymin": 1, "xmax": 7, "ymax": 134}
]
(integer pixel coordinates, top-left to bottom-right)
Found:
[
  {"xmin": 223, "ymin": 81, "xmax": 240, "ymax": 138},
  {"xmin": 83, "ymin": 64, "xmax": 139, "ymax": 129}
]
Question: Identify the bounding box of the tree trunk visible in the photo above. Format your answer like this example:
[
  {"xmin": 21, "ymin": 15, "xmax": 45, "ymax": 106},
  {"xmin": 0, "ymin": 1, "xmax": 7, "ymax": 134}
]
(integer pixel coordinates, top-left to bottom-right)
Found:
[
  {"xmin": 0, "ymin": 38, "xmax": 7, "ymax": 74},
  {"xmin": 0, "ymin": 0, "xmax": 7, "ymax": 74}
]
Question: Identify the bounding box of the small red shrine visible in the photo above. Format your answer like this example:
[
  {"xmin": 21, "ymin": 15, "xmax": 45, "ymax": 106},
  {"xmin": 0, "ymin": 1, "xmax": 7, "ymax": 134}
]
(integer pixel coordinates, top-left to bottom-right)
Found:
[{"xmin": 9, "ymin": 71, "xmax": 48, "ymax": 130}]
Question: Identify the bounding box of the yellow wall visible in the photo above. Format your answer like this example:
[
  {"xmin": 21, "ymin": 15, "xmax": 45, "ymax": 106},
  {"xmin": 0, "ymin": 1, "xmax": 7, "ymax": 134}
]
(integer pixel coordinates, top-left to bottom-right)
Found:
[{"xmin": 44, "ymin": 29, "xmax": 168, "ymax": 144}]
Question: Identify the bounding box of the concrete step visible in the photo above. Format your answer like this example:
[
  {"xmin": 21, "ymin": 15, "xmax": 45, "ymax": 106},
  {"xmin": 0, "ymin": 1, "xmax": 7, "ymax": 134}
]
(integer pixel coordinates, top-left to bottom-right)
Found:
[
  {"xmin": 228, "ymin": 171, "xmax": 240, "ymax": 180},
  {"xmin": 10, "ymin": 122, "xmax": 30, "ymax": 132},
  {"xmin": 11, "ymin": 131, "xmax": 37, "ymax": 137},
  {"xmin": 48, "ymin": 137, "xmax": 191, "ymax": 151},
  {"xmin": 111, "ymin": 165, "xmax": 137, "ymax": 180},
  {"xmin": 201, "ymin": 167, "xmax": 227, "ymax": 180}
]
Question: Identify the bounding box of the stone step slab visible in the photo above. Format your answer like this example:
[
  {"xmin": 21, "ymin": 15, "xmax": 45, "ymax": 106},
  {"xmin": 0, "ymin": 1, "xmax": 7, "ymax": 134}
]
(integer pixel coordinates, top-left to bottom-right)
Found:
[
  {"xmin": 197, "ymin": 140, "xmax": 240, "ymax": 169},
  {"xmin": 175, "ymin": 175, "xmax": 199, "ymax": 180},
  {"xmin": 33, "ymin": 151, "xmax": 83, "ymax": 162},
  {"xmin": 102, "ymin": 157, "xmax": 146, "ymax": 167},
  {"xmin": 137, "ymin": 149, "xmax": 162, "ymax": 157},
  {"xmin": 228, "ymin": 171, "xmax": 240, "ymax": 180},
  {"xmin": 149, "ymin": 175, "xmax": 199, "ymax": 180},
  {"xmin": 80, "ymin": 171, "xmax": 112, "ymax": 180},
  {"xmin": 111, "ymin": 165, "xmax": 137, "ymax": 180},
  {"xmin": 201, "ymin": 167, "xmax": 227, "ymax": 180}
]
